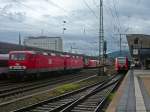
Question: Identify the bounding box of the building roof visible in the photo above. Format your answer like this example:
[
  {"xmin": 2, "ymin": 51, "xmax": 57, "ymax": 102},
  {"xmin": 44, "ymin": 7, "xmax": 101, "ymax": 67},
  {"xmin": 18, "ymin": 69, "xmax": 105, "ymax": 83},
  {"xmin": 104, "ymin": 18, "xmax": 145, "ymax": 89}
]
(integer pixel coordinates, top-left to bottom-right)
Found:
[
  {"xmin": 126, "ymin": 34, "xmax": 150, "ymax": 58},
  {"xmin": 127, "ymin": 34, "xmax": 150, "ymax": 49},
  {"xmin": 26, "ymin": 36, "xmax": 62, "ymax": 39}
]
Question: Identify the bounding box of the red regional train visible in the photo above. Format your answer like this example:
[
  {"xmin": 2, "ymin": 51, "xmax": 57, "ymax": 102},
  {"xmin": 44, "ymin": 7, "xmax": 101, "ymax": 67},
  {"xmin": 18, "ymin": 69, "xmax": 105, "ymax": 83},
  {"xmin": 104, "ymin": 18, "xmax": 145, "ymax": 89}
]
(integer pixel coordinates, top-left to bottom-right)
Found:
[
  {"xmin": 115, "ymin": 57, "xmax": 129, "ymax": 72},
  {"xmin": 8, "ymin": 50, "xmax": 96, "ymax": 78}
]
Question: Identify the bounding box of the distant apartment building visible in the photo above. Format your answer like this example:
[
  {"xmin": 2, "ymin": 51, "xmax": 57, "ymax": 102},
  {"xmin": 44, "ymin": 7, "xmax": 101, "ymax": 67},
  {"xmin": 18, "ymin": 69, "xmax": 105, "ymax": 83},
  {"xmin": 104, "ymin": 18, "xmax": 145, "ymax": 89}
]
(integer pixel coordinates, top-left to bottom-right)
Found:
[{"xmin": 24, "ymin": 36, "xmax": 63, "ymax": 51}]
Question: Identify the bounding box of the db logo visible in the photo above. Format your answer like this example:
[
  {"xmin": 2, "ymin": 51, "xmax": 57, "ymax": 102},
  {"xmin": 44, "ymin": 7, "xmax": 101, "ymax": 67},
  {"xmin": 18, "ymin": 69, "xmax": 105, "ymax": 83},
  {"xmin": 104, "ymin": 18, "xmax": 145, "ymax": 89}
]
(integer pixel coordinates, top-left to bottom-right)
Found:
[
  {"xmin": 49, "ymin": 59, "xmax": 52, "ymax": 64},
  {"xmin": 16, "ymin": 63, "xmax": 20, "ymax": 66}
]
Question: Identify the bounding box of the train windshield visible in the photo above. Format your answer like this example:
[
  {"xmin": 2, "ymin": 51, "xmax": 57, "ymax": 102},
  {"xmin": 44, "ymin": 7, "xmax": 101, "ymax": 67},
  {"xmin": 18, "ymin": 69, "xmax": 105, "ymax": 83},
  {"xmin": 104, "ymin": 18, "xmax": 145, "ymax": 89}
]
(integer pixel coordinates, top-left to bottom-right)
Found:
[
  {"xmin": 10, "ymin": 53, "xmax": 26, "ymax": 61},
  {"xmin": 118, "ymin": 57, "xmax": 126, "ymax": 64}
]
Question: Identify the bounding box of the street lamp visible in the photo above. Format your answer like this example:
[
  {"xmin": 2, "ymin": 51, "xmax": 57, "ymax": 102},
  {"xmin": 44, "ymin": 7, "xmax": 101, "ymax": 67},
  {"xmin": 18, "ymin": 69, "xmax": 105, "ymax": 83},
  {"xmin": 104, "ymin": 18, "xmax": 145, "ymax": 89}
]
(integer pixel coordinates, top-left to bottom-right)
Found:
[{"xmin": 62, "ymin": 20, "xmax": 67, "ymax": 34}]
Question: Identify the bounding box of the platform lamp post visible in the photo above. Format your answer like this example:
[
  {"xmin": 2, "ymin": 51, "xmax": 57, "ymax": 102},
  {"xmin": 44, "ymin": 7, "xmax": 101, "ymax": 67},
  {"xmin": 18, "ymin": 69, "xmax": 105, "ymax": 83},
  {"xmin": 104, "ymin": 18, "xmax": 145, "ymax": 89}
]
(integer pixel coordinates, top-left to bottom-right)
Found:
[{"xmin": 62, "ymin": 20, "xmax": 66, "ymax": 52}]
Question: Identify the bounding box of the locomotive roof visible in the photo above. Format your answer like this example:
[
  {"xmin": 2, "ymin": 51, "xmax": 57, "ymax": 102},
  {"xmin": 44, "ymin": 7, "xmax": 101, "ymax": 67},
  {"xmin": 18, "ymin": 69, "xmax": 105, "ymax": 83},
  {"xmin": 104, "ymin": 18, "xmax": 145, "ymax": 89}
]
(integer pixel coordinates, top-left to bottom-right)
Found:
[
  {"xmin": 117, "ymin": 57, "xmax": 126, "ymax": 58},
  {"xmin": 9, "ymin": 51, "xmax": 36, "ymax": 54},
  {"xmin": 9, "ymin": 51, "xmax": 84, "ymax": 58}
]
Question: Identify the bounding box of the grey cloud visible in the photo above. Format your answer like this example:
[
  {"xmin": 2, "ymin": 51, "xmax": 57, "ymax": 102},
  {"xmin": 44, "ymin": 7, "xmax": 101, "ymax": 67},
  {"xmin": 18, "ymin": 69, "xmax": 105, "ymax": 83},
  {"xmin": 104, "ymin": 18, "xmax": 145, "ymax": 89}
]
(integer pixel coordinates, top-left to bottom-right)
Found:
[
  {"xmin": 0, "ymin": 0, "xmax": 149, "ymax": 54},
  {"xmin": 7, "ymin": 12, "xmax": 26, "ymax": 22}
]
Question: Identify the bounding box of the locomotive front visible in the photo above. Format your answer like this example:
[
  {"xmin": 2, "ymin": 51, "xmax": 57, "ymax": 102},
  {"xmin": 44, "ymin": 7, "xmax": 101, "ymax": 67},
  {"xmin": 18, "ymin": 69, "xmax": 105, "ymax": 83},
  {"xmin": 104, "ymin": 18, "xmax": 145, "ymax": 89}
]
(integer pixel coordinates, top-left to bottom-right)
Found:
[{"xmin": 8, "ymin": 51, "xmax": 35, "ymax": 76}]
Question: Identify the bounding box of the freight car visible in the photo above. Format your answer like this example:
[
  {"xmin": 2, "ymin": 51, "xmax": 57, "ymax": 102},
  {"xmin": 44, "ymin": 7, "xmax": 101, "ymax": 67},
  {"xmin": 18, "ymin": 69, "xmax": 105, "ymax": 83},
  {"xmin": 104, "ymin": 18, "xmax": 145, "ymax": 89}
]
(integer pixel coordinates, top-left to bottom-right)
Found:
[
  {"xmin": 8, "ymin": 51, "xmax": 84, "ymax": 78},
  {"xmin": 0, "ymin": 54, "xmax": 9, "ymax": 77},
  {"xmin": 115, "ymin": 57, "xmax": 129, "ymax": 72}
]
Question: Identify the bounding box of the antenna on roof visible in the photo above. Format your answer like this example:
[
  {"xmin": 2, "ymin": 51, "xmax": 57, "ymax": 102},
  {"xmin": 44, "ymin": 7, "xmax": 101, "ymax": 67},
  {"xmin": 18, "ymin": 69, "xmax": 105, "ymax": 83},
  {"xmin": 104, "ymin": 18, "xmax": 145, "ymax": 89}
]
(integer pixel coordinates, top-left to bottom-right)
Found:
[{"xmin": 19, "ymin": 32, "xmax": 21, "ymax": 45}]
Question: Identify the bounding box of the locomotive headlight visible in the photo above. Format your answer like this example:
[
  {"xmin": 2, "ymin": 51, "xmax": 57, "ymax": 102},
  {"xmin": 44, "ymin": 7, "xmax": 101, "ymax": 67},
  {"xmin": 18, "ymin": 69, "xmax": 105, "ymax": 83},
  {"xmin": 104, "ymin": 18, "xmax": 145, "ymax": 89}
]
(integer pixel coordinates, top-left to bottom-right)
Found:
[
  {"xmin": 9, "ymin": 66, "xmax": 13, "ymax": 69},
  {"xmin": 22, "ymin": 66, "xmax": 26, "ymax": 69},
  {"xmin": 9, "ymin": 66, "xmax": 26, "ymax": 69}
]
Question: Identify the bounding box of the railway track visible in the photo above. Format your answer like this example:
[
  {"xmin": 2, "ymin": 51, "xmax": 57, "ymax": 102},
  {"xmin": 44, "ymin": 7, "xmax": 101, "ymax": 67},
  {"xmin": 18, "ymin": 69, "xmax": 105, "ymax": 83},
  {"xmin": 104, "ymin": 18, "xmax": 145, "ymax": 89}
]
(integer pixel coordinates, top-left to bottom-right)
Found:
[
  {"xmin": 13, "ymin": 74, "xmax": 122, "ymax": 112},
  {"xmin": 0, "ymin": 69, "xmax": 98, "ymax": 90},
  {"xmin": 0, "ymin": 69, "xmax": 99, "ymax": 103},
  {"xmin": 0, "ymin": 81, "xmax": 13, "ymax": 86},
  {"xmin": 61, "ymin": 75, "xmax": 122, "ymax": 112}
]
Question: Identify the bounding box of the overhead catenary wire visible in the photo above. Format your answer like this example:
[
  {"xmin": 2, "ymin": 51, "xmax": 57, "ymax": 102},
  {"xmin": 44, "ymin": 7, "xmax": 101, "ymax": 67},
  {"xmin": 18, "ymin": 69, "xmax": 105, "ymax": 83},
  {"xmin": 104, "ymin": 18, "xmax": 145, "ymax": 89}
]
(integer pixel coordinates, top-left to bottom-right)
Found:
[
  {"xmin": 82, "ymin": 0, "xmax": 98, "ymax": 19},
  {"xmin": 13, "ymin": 0, "xmax": 98, "ymax": 31},
  {"xmin": 104, "ymin": 4, "xmax": 120, "ymax": 34},
  {"xmin": 46, "ymin": 0, "xmax": 98, "ymax": 31},
  {"xmin": 112, "ymin": 0, "xmax": 121, "ymax": 33},
  {"xmin": 104, "ymin": 0, "xmax": 123, "ymax": 40},
  {"xmin": 111, "ymin": 0, "xmax": 130, "ymax": 52},
  {"xmin": 81, "ymin": 0, "xmax": 100, "ymax": 53},
  {"xmin": 93, "ymin": 0, "xmax": 99, "ymax": 7},
  {"xmin": 45, "ymin": 0, "xmax": 99, "ymax": 52},
  {"xmin": 45, "ymin": 0, "xmax": 73, "ymax": 22},
  {"xmin": 106, "ymin": 0, "xmax": 131, "ymax": 35},
  {"xmin": 45, "ymin": 0, "xmax": 69, "ymax": 13},
  {"xmin": 102, "ymin": 1, "xmax": 122, "ymax": 52},
  {"xmin": 40, "ymin": 0, "xmax": 94, "ymax": 34}
]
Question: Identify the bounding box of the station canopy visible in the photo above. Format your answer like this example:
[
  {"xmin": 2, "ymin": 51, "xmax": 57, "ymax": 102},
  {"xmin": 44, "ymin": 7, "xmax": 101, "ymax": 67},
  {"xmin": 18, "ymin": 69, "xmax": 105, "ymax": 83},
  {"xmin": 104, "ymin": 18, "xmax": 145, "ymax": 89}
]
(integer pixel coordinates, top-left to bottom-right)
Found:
[{"xmin": 126, "ymin": 34, "xmax": 150, "ymax": 57}]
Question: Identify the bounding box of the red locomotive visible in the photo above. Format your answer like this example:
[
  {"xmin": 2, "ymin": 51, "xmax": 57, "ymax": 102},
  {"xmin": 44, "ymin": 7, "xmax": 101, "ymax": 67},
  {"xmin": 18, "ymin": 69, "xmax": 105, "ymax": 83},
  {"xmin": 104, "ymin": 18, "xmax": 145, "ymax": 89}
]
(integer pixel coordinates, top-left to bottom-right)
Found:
[
  {"xmin": 84, "ymin": 59, "xmax": 97, "ymax": 68},
  {"xmin": 115, "ymin": 57, "xmax": 129, "ymax": 72},
  {"xmin": 64, "ymin": 55, "xmax": 83, "ymax": 70},
  {"xmin": 8, "ymin": 51, "xmax": 85, "ymax": 78}
]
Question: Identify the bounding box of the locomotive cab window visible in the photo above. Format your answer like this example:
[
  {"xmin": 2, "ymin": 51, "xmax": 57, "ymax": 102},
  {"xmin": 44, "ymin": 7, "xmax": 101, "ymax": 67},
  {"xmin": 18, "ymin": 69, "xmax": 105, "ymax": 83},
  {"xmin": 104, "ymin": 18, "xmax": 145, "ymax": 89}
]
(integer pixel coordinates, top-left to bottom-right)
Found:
[
  {"xmin": 10, "ymin": 53, "xmax": 26, "ymax": 61},
  {"xmin": 118, "ymin": 57, "xmax": 126, "ymax": 64}
]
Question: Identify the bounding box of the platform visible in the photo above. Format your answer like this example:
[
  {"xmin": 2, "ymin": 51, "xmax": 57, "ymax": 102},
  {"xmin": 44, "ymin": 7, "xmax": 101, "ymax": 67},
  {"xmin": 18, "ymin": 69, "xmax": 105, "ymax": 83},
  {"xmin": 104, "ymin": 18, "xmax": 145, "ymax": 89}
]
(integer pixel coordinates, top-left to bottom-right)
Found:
[{"xmin": 106, "ymin": 69, "xmax": 150, "ymax": 112}]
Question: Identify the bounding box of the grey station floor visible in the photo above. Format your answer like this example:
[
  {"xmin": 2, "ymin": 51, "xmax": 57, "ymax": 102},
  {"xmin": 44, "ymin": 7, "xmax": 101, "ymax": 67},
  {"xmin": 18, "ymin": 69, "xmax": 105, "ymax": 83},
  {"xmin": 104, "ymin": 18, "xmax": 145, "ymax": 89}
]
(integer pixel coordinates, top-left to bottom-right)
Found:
[{"xmin": 106, "ymin": 69, "xmax": 150, "ymax": 112}]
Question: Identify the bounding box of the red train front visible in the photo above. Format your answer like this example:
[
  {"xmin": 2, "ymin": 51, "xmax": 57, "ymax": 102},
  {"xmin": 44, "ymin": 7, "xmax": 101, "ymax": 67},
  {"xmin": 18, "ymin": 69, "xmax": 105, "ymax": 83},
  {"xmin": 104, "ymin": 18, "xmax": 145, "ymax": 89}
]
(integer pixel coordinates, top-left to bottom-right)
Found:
[
  {"xmin": 115, "ymin": 57, "xmax": 129, "ymax": 72},
  {"xmin": 9, "ymin": 51, "xmax": 33, "ymax": 75}
]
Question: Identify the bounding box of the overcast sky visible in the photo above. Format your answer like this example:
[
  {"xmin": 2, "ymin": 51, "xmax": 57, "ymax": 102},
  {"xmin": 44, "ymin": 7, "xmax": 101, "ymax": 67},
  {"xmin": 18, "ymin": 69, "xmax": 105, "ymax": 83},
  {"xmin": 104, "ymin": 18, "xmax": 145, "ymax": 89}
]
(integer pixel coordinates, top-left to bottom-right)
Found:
[{"xmin": 0, "ymin": 0, "xmax": 148, "ymax": 55}]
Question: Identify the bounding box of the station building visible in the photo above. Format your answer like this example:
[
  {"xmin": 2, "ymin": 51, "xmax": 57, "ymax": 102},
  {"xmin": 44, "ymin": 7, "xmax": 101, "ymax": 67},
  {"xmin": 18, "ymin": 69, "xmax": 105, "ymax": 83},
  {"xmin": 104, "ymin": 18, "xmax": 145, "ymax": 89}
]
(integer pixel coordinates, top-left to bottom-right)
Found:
[
  {"xmin": 24, "ymin": 36, "xmax": 63, "ymax": 52},
  {"xmin": 126, "ymin": 34, "xmax": 150, "ymax": 69}
]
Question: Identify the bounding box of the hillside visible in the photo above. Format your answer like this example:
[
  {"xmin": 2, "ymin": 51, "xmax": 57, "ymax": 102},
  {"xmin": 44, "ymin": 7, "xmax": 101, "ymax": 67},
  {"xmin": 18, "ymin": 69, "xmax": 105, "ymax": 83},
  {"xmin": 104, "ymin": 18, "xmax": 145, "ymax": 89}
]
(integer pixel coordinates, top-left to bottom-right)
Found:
[{"xmin": 108, "ymin": 50, "xmax": 131, "ymax": 59}]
